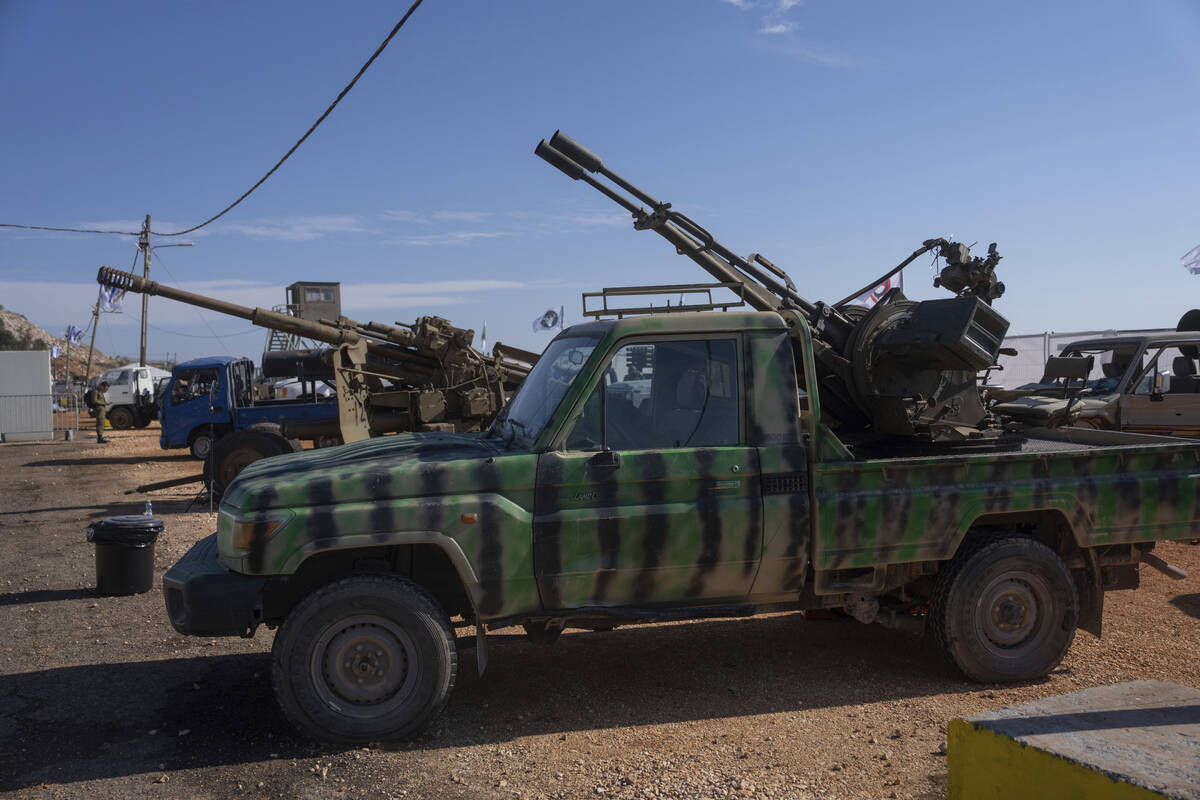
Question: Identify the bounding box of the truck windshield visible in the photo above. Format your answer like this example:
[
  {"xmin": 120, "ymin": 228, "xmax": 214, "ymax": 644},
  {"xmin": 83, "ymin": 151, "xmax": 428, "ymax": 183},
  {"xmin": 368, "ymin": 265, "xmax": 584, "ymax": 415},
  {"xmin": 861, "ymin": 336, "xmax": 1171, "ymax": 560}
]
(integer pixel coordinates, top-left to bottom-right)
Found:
[{"xmin": 491, "ymin": 335, "xmax": 600, "ymax": 448}]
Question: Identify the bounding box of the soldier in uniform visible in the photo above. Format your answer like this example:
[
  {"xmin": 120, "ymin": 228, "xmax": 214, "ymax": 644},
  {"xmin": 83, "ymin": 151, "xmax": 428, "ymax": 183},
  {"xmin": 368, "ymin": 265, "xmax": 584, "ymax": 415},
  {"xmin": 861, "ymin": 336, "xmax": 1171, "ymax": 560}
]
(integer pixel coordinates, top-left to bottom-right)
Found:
[{"xmin": 88, "ymin": 381, "xmax": 110, "ymax": 443}]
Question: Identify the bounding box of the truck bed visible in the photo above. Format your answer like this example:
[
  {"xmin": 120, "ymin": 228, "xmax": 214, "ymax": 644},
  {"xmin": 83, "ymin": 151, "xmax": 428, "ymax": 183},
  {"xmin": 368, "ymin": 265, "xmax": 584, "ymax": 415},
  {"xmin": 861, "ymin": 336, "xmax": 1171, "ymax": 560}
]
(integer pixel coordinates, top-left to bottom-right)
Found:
[{"xmin": 813, "ymin": 432, "xmax": 1200, "ymax": 573}]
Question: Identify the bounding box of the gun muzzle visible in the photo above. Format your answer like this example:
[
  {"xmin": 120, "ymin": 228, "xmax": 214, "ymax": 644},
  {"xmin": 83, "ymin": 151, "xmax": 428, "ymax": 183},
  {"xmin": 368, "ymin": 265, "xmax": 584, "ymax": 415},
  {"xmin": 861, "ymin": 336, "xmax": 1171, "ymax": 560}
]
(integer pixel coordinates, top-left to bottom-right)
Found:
[
  {"xmin": 535, "ymin": 140, "xmax": 586, "ymax": 180},
  {"xmin": 549, "ymin": 130, "xmax": 603, "ymax": 173}
]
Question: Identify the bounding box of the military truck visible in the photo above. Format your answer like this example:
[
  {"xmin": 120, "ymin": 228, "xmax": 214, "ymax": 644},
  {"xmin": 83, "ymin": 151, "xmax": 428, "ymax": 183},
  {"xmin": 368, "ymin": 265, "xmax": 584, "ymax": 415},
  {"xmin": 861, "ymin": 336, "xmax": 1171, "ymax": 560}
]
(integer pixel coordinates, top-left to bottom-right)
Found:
[
  {"xmin": 161, "ymin": 135, "xmax": 1197, "ymax": 744},
  {"xmin": 992, "ymin": 312, "xmax": 1200, "ymax": 436}
]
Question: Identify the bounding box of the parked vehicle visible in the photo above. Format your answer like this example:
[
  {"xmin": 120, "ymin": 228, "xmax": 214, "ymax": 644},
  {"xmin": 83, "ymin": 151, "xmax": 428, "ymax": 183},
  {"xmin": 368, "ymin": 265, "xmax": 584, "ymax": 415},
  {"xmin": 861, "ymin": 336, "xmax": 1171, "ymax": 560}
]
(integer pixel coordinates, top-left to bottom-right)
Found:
[
  {"xmin": 161, "ymin": 135, "xmax": 1198, "ymax": 744},
  {"xmin": 160, "ymin": 355, "xmax": 338, "ymax": 474},
  {"xmin": 87, "ymin": 364, "xmax": 170, "ymax": 429},
  {"xmin": 992, "ymin": 314, "xmax": 1200, "ymax": 436}
]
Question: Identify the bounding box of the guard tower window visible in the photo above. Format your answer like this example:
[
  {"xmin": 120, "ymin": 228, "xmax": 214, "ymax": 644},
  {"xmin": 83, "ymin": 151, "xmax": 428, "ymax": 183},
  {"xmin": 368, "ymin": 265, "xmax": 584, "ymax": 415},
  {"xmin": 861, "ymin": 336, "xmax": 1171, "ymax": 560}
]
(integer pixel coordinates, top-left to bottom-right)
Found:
[{"xmin": 304, "ymin": 287, "xmax": 335, "ymax": 303}]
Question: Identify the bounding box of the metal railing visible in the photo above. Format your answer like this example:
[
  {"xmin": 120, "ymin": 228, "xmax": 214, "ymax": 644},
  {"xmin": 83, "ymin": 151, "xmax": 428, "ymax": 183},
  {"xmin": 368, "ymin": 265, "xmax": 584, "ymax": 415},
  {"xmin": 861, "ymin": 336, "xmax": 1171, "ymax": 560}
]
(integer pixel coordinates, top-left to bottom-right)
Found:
[{"xmin": 0, "ymin": 393, "xmax": 81, "ymax": 441}]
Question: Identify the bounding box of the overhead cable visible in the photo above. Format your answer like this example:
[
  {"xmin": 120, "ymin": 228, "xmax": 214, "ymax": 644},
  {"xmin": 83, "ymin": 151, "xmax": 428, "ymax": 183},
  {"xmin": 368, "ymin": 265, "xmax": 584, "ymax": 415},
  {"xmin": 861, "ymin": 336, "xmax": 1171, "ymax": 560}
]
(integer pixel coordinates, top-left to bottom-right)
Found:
[{"xmin": 153, "ymin": 0, "xmax": 425, "ymax": 237}]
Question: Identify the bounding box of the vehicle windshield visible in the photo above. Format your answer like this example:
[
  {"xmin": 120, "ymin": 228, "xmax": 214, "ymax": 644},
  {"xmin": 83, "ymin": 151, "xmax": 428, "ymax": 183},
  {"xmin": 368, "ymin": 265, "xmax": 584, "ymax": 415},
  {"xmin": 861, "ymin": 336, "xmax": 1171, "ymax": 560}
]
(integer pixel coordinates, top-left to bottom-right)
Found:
[
  {"xmin": 1051, "ymin": 344, "xmax": 1144, "ymax": 394},
  {"xmin": 491, "ymin": 335, "xmax": 600, "ymax": 448}
]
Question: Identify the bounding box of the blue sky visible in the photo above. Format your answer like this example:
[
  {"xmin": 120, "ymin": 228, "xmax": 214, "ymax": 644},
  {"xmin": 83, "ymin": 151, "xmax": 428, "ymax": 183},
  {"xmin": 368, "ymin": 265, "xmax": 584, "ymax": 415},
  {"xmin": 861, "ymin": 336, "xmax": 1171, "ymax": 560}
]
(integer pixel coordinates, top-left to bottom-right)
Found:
[{"xmin": 2, "ymin": 0, "xmax": 1198, "ymax": 364}]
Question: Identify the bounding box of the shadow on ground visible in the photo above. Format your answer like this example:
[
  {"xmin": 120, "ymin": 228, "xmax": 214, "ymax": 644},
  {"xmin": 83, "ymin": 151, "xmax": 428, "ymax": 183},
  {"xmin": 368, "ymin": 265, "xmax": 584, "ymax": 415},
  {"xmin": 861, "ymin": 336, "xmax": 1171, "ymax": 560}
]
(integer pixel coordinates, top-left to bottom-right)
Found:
[
  {"xmin": 23, "ymin": 453, "xmax": 192, "ymax": 467},
  {"xmin": 0, "ymin": 496, "xmax": 208, "ymax": 519},
  {"xmin": 0, "ymin": 614, "xmax": 992, "ymax": 789},
  {"xmin": 0, "ymin": 587, "xmax": 96, "ymax": 606},
  {"xmin": 1170, "ymin": 593, "xmax": 1200, "ymax": 620}
]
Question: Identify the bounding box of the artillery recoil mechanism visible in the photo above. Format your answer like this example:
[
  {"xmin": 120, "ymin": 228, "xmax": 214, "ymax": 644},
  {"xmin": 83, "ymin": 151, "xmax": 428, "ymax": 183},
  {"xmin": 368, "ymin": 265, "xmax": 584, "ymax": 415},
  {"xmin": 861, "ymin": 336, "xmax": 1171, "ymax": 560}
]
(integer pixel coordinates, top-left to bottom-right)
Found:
[
  {"xmin": 96, "ymin": 266, "xmax": 534, "ymax": 445},
  {"xmin": 536, "ymin": 131, "xmax": 1011, "ymax": 449}
]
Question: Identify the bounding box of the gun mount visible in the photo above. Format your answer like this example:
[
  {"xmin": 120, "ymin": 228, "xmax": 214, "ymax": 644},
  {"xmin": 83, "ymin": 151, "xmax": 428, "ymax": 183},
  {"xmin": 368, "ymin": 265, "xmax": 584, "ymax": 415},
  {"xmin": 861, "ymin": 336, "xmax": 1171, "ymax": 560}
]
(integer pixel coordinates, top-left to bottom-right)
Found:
[
  {"xmin": 96, "ymin": 266, "xmax": 534, "ymax": 444},
  {"xmin": 536, "ymin": 131, "xmax": 1010, "ymax": 447}
]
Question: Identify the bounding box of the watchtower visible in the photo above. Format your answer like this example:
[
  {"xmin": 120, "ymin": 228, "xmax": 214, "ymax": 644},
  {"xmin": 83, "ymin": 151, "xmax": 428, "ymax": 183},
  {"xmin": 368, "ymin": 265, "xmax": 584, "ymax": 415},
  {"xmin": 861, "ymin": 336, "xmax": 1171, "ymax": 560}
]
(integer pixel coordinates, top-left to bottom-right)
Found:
[
  {"xmin": 265, "ymin": 282, "xmax": 343, "ymax": 353},
  {"xmin": 287, "ymin": 282, "xmax": 341, "ymax": 323}
]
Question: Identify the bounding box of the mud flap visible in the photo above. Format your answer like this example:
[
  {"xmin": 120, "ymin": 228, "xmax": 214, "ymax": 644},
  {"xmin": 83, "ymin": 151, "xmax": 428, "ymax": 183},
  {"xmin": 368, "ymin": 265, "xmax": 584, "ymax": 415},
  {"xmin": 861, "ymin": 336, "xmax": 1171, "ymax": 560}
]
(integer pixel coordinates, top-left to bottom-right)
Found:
[
  {"xmin": 475, "ymin": 623, "xmax": 488, "ymax": 677},
  {"xmin": 1075, "ymin": 549, "xmax": 1103, "ymax": 638}
]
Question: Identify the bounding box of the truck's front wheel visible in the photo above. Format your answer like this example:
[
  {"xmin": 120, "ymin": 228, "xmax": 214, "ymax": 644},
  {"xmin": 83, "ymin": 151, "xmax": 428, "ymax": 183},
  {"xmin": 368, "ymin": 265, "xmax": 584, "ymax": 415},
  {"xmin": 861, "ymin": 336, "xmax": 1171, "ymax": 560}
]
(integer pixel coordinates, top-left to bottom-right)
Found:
[
  {"xmin": 930, "ymin": 536, "xmax": 1078, "ymax": 682},
  {"xmin": 271, "ymin": 575, "xmax": 457, "ymax": 744},
  {"xmin": 107, "ymin": 406, "xmax": 134, "ymax": 429}
]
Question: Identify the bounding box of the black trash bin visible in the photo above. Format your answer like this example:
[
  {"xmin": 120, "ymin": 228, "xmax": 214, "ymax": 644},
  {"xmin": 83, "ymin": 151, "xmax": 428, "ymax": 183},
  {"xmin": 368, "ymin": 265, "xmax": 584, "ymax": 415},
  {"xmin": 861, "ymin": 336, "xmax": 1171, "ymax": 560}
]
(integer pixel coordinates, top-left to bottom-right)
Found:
[{"xmin": 87, "ymin": 515, "xmax": 163, "ymax": 596}]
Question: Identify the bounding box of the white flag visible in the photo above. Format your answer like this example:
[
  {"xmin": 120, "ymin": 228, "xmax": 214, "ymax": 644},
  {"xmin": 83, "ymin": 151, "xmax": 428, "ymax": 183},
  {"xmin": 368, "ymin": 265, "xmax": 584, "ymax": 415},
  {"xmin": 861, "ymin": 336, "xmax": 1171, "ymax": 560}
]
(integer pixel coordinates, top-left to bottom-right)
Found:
[
  {"xmin": 1182, "ymin": 243, "xmax": 1200, "ymax": 276},
  {"xmin": 98, "ymin": 285, "xmax": 124, "ymax": 312},
  {"xmin": 851, "ymin": 272, "xmax": 903, "ymax": 307},
  {"xmin": 532, "ymin": 306, "xmax": 564, "ymax": 333}
]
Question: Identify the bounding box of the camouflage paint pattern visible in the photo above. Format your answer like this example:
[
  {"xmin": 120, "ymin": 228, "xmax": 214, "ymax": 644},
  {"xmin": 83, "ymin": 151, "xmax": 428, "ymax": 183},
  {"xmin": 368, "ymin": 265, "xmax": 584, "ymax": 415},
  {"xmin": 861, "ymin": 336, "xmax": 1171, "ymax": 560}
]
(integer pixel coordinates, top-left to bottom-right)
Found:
[
  {"xmin": 212, "ymin": 309, "xmax": 1200, "ymax": 623},
  {"xmin": 813, "ymin": 442, "xmax": 1200, "ymax": 577}
]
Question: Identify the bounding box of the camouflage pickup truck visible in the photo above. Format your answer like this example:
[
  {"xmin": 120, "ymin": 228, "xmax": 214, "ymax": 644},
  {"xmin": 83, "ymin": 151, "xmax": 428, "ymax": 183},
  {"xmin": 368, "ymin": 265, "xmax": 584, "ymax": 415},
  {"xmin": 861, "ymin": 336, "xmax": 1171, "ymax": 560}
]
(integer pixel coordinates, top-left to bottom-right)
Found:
[{"xmin": 164, "ymin": 310, "xmax": 1197, "ymax": 743}]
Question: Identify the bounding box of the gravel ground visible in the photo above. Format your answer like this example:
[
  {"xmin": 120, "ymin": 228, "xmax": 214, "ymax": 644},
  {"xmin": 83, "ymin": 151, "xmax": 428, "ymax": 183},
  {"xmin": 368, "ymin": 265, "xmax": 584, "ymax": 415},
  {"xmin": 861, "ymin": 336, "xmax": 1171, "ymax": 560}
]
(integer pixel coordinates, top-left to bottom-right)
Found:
[{"xmin": 1, "ymin": 427, "xmax": 1197, "ymax": 800}]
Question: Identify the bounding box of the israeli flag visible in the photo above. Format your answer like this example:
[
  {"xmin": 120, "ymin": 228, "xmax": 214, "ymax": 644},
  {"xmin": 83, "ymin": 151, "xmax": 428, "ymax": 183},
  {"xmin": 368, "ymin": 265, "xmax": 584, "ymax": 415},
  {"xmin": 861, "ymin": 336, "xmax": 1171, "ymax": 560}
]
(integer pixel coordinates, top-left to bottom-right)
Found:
[
  {"xmin": 51, "ymin": 345, "xmax": 62, "ymax": 358},
  {"xmin": 67, "ymin": 325, "xmax": 84, "ymax": 345},
  {"xmin": 98, "ymin": 285, "xmax": 125, "ymax": 313},
  {"xmin": 1182, "ymin": 243, "xmax": 1200, "ymax": 276}
]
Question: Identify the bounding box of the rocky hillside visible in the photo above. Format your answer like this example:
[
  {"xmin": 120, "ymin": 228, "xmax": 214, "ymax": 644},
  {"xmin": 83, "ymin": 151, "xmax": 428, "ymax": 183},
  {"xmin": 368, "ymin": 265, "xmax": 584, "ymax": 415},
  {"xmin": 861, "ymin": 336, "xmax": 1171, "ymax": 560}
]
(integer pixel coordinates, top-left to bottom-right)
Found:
[{"xmin": 0, "ymin": 309, "xmax": 126, "ymax": 379}]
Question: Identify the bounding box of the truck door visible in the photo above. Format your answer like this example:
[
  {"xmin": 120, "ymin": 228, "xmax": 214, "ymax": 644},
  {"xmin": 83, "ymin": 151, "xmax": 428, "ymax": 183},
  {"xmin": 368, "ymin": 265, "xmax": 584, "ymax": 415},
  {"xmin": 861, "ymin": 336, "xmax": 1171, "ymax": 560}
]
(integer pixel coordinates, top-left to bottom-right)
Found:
[
  {"xmin": 533, "ymin": 337, "xmax": 762, "ymax": 610},
  {"xmin": 162, "ymin": 366, "xmax": 222, "ymax": 448},
  {"xmin": 1120, "ymin": 342, "xmax": 1200, "ymax": 436}
]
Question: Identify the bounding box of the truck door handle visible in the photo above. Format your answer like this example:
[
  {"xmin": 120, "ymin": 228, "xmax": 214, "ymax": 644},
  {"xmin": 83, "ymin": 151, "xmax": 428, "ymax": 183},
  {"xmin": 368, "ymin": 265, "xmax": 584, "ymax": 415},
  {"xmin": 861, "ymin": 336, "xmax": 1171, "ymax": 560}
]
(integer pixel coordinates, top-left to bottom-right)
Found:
[{"xmin": 591, "ymin": 450, "xmax": 621, "ymax": 470}]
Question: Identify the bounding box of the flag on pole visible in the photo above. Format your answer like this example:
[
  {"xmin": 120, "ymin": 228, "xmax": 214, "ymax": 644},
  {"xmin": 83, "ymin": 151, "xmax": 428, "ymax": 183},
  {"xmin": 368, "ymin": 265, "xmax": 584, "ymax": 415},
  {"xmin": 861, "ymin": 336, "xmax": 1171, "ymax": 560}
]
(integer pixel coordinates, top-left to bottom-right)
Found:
[
  {"xmin": 50, "ymin": 345, "xmax": 62, "ymax": 358},
  {"xmin": 532, "ymin": 306, "xmax": 564, "ymax": 333},
  {"xmin": 98, "ymin": 285, "xmax": 124, "ymax": 313},
  {"xmin": 1182, "ymin": 243, "xmax": 1200, "ymax": 275},
  {"xmin": 851, "ymin": 272, "xmax": 903, "ymax": 307},
  {"xmin": 66, "ymin": 325, "xmax": 84, "ymax": 345}
]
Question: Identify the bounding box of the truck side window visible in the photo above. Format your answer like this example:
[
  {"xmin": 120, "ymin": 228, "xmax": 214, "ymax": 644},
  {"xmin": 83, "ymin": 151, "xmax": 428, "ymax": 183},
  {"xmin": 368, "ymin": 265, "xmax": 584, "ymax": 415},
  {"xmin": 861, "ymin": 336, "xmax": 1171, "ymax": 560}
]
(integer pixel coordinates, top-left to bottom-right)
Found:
[
  {"xmin": 171, "ymin": 368, "xmax": 219, "ymax": 405},
  {"xmin": 1133, "ymin": 345, "xmax": 1200, "ymax": 394},
  {"xmin": 566, "ymin": 339, "xmax": 740, "ymax": 451}
]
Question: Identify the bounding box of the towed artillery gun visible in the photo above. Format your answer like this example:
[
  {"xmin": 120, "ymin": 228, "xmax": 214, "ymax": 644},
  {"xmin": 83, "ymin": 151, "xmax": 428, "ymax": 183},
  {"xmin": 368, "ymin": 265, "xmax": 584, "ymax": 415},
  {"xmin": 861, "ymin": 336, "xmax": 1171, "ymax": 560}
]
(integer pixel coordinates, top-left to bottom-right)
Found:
[
  {"xmin": 97, "ymin": 266, "xmax": 535, "ymax": 492},
  {"xmin": 536, "ymin": 131, "xmax": 1013, "ymax": 454}
]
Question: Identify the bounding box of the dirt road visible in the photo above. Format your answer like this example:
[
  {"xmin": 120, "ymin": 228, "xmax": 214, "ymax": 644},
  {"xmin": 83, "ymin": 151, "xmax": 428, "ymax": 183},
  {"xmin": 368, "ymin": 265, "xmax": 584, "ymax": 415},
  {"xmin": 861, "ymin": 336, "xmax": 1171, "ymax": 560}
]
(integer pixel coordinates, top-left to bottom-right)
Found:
[{"xmin": 2, "ymin": 428, "xmax": 1197, "ymax": 800}]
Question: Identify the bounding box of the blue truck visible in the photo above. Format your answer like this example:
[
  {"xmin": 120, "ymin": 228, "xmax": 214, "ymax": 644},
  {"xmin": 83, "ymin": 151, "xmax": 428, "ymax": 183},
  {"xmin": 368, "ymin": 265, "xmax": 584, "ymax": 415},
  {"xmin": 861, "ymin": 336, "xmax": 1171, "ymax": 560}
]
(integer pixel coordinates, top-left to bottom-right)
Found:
[{"xmin": 160, "ymin": 356, "xmax": 338, "ymax": 489}]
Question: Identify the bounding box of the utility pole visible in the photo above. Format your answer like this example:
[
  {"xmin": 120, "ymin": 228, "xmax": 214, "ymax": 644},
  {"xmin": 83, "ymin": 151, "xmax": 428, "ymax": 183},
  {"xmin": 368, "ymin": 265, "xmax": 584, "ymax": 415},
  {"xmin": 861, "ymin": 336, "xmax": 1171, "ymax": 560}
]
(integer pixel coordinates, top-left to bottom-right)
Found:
[
  {"xmin": 64, "ymin": 327, "xmax": 71, "ymax": 383},
  {"xmin": 139, "ymin": 213, "xmax": 151, "ymax": 367},
  {"xmin": 84, "ymin": 300, "xmax": 100, "ymax": 380}
]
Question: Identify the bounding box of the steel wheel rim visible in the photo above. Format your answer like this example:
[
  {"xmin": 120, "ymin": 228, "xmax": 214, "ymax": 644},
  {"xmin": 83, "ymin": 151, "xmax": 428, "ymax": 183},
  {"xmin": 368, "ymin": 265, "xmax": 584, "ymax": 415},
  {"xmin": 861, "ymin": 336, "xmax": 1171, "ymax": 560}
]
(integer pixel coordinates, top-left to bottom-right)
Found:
[
  {"xmin": 310, "ymin": 614, "xmax": 420, "ymax": 719},
  {"xmin": 975, "ymin": 571, "xmax": 1053, "ymax": 656},
  {"xmin": 193, "ymin": 436, "xmax": 211, "ymax": 459}
]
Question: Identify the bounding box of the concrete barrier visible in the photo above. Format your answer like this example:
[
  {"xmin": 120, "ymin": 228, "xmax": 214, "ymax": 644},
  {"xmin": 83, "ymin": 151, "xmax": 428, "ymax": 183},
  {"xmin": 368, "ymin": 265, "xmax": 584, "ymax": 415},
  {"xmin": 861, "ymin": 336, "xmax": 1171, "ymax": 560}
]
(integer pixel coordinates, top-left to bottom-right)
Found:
[{"xmin": 949, "ymin": 680, "xmax": 1200, "ymax": 800}]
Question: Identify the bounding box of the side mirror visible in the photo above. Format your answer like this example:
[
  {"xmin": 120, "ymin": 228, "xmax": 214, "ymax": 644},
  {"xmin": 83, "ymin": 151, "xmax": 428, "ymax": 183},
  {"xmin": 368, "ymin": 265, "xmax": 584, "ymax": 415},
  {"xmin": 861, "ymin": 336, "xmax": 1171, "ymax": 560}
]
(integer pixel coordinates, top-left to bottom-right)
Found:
[{"xmin": 1150, "ymin": 388, "xmax": 1165, "ymax": 403}]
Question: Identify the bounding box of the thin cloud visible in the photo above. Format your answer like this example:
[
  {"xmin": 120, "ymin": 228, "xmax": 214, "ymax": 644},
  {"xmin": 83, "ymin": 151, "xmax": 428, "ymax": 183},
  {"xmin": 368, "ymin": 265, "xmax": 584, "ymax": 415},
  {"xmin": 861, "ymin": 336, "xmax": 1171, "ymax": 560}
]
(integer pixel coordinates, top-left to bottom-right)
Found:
[
  {"xmin": 386, "ymin": 231, "xmax": 512, "ymax": 247},
  {"xmin": 760, "ymin": 22, "xmax": 795, "ymax": 34},
  {"xmin": 431, "ymin": 211, "xmax": 492, "ymax": 223},
  {"xmin": 219, "ymin": 215, "xmax": 368, "ymax": 241}
]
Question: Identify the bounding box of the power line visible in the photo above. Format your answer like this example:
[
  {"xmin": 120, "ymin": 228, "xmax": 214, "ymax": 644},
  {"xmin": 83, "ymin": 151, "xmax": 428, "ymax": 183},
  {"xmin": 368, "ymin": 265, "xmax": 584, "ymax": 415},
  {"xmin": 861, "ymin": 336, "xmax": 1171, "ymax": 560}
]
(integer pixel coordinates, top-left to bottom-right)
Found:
[
  {"xmin": 0, "ymin": 223, "xmax": 140, "ymax": 236},
  {"xmin": 153, "ymin": 0, "xmax": 425, "ymax": 237},
  {"xmin": 0, "ymin": 0, "xmax": 425, "ymax": 241},
  {"xmin": 146, "ymin": 322, "xmax": 259, "ymax": 339}
]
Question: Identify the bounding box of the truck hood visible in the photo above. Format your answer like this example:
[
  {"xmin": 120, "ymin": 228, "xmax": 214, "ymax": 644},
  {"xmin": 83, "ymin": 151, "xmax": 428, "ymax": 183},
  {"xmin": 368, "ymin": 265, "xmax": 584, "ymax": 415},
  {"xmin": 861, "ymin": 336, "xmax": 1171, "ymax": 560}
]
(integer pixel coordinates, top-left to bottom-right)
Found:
[{"xmin": 221, "ymin": 432, "xmax": 515, "ymax": 511}]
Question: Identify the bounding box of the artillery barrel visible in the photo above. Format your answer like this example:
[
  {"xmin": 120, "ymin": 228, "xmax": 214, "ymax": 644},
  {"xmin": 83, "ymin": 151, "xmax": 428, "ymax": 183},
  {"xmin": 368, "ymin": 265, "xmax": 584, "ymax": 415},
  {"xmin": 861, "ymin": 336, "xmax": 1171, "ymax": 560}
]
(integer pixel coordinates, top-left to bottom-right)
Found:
[{"xmin": 97, "ymin": 266, "xmax": 402, "ymax": 361}]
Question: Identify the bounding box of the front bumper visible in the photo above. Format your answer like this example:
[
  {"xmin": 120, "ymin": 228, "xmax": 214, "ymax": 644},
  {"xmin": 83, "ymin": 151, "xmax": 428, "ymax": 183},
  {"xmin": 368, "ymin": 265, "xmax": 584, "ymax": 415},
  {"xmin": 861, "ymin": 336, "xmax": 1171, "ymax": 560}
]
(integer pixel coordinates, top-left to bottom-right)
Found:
[{"xmin": 163, "ymin": 534, "xmax": 268, "ymax": 636}]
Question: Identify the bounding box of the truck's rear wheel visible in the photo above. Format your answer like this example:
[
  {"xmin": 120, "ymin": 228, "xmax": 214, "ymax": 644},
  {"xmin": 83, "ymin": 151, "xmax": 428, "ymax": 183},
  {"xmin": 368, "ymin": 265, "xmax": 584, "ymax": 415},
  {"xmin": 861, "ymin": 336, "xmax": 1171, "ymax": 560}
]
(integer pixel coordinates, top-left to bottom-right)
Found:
[
  {"xmin": 271, "ymin": 576, "xmax": 457, "ymax": 744},
  {"xmin": 107, "ymin": 406, "xmax": 134, "ymax": 429},
  {"xmin": 930, "ymin": 535, "xmax": 1078, "ymax": 682}
]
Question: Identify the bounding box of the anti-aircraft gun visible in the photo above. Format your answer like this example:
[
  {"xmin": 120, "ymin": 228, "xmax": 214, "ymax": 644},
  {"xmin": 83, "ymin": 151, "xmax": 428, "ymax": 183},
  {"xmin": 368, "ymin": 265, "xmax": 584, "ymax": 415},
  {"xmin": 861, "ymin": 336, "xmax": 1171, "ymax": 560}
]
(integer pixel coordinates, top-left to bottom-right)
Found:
[
  {"xmin": 97, "ymin": 266, "xmax": 535, "ymax": 490},
  {"xmin": 535, "ymin": 131, "xmax": 1012, "ymax": 453}
]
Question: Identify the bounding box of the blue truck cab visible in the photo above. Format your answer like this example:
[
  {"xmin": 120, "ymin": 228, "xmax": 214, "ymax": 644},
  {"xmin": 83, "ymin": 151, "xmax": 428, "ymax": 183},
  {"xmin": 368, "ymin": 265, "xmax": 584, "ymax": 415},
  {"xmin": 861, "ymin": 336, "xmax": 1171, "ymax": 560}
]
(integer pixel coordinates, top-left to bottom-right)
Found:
[{"xmin": 161, "ymin": 356, "xmax": 337, "ymax": 459}]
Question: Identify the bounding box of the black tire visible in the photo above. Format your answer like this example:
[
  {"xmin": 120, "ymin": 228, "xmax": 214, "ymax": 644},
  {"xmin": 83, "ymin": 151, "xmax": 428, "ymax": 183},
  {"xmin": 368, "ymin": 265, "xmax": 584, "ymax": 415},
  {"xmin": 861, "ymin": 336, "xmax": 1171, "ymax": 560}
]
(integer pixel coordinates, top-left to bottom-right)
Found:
[
  {"xmin": 134, "ymin": 415, "xmax": 153, "ymax": 428},
  {"xmin": 107, "ymin": 406, "xmax": 134, "ymax": 430},
  {"xmin": 271, "ymin": 575, "xmax": 457, "ymax": 744},
  {"xmin": 243, "ymin": 423, "xmax": 302, "ymax": 452},
  {"xmin": 930, "ymin": 535, "xmax": 1078, "ymax": 682},
  {"xmin": 189, "ymin": 433, "xmax": 213, "ymax": 461},
  {"xmin": 204, "ymin": 430, "xmax": 293, "ymax": 497}
]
